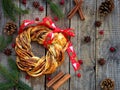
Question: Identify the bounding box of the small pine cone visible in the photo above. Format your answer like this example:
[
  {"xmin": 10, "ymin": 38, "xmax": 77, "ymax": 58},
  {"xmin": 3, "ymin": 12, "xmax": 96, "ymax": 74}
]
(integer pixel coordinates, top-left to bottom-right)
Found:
[
  {"xmin": 100, "ymin": 78, "xmax": 114, "ymax": 90},
  {"xmin": 4, "ymin": 22, "xmax": 17, "ymax": 35},
  {"xmin": 4, "ymin": 48, "xmax": 12, "ymax": 56},
  {"xmin": 99, "ymin": 0, "xmax": 114, "ymax": 17}
]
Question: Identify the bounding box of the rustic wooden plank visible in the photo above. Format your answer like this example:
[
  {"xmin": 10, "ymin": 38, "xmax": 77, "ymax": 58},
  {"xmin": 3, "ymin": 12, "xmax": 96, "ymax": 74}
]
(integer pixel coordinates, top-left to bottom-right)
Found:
[
  {"xmin": 19, "ymin": 0, "xmax": 46, "ymax": 90},
  {"xmin": 46, "ymin": 0, "xmax": 70, "ymax": 90},
  {"xmin": 0, "ymin": 0, "xmax": 20, "ymax": 90},
  {"xmin": 1, "ymin": 0, "xmax": 120, "ymax": 90},
  {"xmin": 70, "ymin": 0, "xmax": 96, "ymax": 90},
  {"xmin": 96, "ymin": 0, "xmax": 120, "ymax": 90}
]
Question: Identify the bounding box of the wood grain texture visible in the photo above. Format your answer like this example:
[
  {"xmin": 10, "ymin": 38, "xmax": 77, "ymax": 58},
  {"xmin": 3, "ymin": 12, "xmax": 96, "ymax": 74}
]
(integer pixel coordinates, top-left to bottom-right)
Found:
[
  {"xmin": 0, "ymin": 0, "xmax": 120, "ymax": 90},
  {"xmin": 70, "ymin": 0, "xmax": 96, "ymax": 90},
  {"xmin": 96, "ymin": 0, "xmax": 120, "ymax": 90}
]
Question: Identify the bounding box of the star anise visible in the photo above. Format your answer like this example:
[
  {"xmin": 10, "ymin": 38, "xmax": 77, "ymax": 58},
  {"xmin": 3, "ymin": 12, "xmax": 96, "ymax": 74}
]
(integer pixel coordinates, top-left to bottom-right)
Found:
[
  {"xmin": 4, "ymin": 48, "xmax": 12, "ymax": 56},
  {"xmin": 95, "ymin": 21, "xmax": 102, "ymax": 27},
  {"xmin": 84, "ymin": 36, "xmax": 91, "ymax": 43}
]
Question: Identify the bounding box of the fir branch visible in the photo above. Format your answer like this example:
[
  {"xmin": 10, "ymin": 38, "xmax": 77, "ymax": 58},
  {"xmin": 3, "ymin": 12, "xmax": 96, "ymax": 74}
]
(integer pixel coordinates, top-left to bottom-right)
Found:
[
  {"xmin": 0, "ymin": 35, "xmax": 5, "ymax": 46},
  {"xmin": 0, "ymin": 39, "xmax": 8, "ymax": 51},
  {"xmin": 0, "ymin": 57, "xmax": 32, "ymax": 90},
  {"xmin": 8, "ymin": 57, "xmax": 19, "ymax": 72},
  {"xmin": 0, "ymin": 82, "xmax": 15, "ymax": 90},
  {"xmin": 2, "ymin": 0, "xmax": 16, "ymax": 21},
  {"xmin": 0, "ymin": 35, "xmax": 13, "ymax": 51},
  {"xmin": 1, "ymin": 0, "xmax": 29, "ymax": 21},
  {"xmin": 17, "ymin": 80, "xmax": 33, "ymax": 90},
  {"xmin": 46, "ymin": 0, "xmax": 64, "ymax": 18},
  {"xmin": 5, "ymin": 35, "xmax": 13, "ymax": 45},
  {"xmin": 0, "ymin": 64, "xmax": 17, "ymax": 83},
  {"xmin": 14, "ymin": 5, "xmax": 29, "ymax": 14},
  {"xmin": 8, "ymin": 57, "xmax": 20, "ymax": 80},
  {"xmin": 0, "ymin": 58, "xmax": 33, "ymax": 90}
]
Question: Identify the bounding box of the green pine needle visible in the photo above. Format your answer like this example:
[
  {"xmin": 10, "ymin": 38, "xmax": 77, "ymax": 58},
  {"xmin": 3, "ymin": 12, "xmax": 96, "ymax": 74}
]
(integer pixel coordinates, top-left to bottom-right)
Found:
[
  {"xmin": 17, "ymin": 80, "xmax": 33, "ymax": 90},
  {"xmin": 8, "ymin": 57, "xmax": 20, "ymax": 80},
  {"xmin": 5, "ymin": 35, "xmax": 13, "ymax": 45},
  {"xmin": 2, "ymin": 0, "xmax": 29, "ymax": 21},
  {"xmin": 0, "ymin": 57, "xmax": 33, "ymax": 90},
  {"xmin": 0, "ymin": 82, "xmax": 15, "ymax": 90},
  {"xmin": 0, "ymin": 35, "xmax": 13, "ymax": 51},
  {"xmin": 8, "ymin": 57, "xmax": 19, "ymax": 72},
  {"xmin": 0, "ymin": 39, "xmax": 8, "ymax": 51},
  {"xmin": 0, "ymin": 35, "xmax": 5, "ymax": 46},
  {"xmin": 46, "ymin": 0, "xmax": 64, "ymax": 18},
  {"xmin": 0, "ymin": 64, "xmax": 17, "ymax": 82},
  {"xmin": 14, "ymin": 5, "xmax": 29, "ymax": 14}
]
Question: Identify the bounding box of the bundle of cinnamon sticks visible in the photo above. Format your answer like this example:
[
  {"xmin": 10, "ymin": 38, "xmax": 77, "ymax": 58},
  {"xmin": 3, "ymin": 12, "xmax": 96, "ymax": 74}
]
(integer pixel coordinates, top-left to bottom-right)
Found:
[
  {"xmin": 46, "ymin": 71, "xmax": 71, "ymax": 90},
  {"xmin": 67, "ymin": 0, "xmax": 85, "ymax": 20}
]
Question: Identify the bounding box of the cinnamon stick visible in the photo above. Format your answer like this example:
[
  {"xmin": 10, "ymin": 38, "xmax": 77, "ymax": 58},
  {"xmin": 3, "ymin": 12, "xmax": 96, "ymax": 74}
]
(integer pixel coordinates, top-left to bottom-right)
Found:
[
  {"xmin": 46, "ymin": 71, "xmax": 64, "ymax": 88},
  {"xmin": 52, "ymin": 74, "xmax": 71, "ymax": 90},
  {"xmin": 67, "ymin": 0, "xmax": 83, "ymax": 19},
  {"xmin": 74, "ymin": 0, "xmax": 85, "ymax": 20}
]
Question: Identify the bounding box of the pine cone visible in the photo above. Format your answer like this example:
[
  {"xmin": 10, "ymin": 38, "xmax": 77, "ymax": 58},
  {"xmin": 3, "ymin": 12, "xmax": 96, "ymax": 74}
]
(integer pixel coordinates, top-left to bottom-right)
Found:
[
  {"xmin": 99, "ymin": 0, "xmax": 114, "ymax": 17},
  {"xmin": 4, "ymin": 22, "xmax": 17, "ymax": 35},
  {"xmin": 100, "ymin": 78, "xmax": 114, "ymax": 90}
]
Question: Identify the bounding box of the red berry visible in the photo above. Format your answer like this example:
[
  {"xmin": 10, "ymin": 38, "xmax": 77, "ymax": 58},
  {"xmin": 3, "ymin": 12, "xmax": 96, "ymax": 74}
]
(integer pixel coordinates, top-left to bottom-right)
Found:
[
  {"xmin": 35, "ymin": 17, "xmax": 40, "ymax": 21},
  {"xmin": 60, "ymin": 0, "xmax": 65, "ymax": 5},
  {"xmin": 54, "ymin": 16, "xmax": 59, "ymax": 21},
  {"xmin": 77, "ymin": 73, "xmax": 81, "ymax": 78},
  {"xmin": 78, "ymin": 60, "xmax": 83, "ymax": 65},
  {"xmin": 47, "ymin": 77, "xmax": 51, "ymax": 81},
  {"xmin": 109, "ymin": 47, "xmax": 116, "ymax": 52},
  {"xmin": 25, "ymin": 74, "xmax": 30, "ymax": 80},
  {"xmin": 22, "ymin": 0, "xmax": 27, "ymax": 5},
  {"xmin": 12, "ymin": 43, "xmax": 16, "ymax": 48},
  {"xmin": 39, "ymin": 6, "xmax": 44, "ymax": 11},
  {"xmin": 99, "ymin": 30, "xmax": 104, "ymax": 35}
]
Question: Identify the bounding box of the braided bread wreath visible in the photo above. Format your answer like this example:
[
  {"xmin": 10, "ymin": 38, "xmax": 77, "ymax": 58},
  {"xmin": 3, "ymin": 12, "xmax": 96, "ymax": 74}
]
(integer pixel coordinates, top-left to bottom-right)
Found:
[{"xmin": 15, "ymin": 17, "xmax": 80, "ymax": 77}]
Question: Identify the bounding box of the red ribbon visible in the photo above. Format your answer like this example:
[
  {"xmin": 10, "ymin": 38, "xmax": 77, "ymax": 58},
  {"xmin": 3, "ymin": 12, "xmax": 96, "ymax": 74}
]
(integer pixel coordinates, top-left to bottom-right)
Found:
[
  {"xmin": 67, "ymin": 42, "xmax": 80, "ymax": 71},
  {"xmin": 18, "ymin": 20, "xmax": 35, "ymax": 34},
  {"xmin": 18, "ymin": 17, "xmax": 80, "ymax": 71},
  {"xmin": 41, "ymin": 17, "xmax": 75, "ymax": 47}
]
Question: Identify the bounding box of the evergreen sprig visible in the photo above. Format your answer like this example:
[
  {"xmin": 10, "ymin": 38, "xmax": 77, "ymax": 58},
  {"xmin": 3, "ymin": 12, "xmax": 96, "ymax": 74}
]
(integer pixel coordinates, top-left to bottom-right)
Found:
[
  {"xmin": 0, "ymin": 57, "xmax": 33, "ymax": 90},
  {"xmin": 46, "ymin": 0, "xmax": 64, "ymax": 18},
  {"xmin": 1, "ymin": 0, "xmax": 28, "ymax": 21},
  {"xmin": 0, "ymin": 82, "xmax": 15, "ymax": 90},
  {"xmin": 0, "ymin": 35, "xmax": 13, "ymax": 51}
]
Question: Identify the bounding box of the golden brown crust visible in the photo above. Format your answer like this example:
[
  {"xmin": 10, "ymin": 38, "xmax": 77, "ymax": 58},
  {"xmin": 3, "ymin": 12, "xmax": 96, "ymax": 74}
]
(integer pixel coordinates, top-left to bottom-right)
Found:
[{"xmin": 15, "ymin": 25, "xmax": 68, "ymax": 77}]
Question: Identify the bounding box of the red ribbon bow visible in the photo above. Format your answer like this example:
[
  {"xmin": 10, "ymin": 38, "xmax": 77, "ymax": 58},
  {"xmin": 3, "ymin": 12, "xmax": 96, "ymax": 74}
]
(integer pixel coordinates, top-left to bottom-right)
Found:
[{"xmin": 18, "ymin": 17, "xmax": 80, "ymax": 71}]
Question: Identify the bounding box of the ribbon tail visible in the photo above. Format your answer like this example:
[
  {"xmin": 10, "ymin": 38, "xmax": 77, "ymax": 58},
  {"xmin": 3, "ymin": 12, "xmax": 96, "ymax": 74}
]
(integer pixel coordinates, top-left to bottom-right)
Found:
[{"xmin": 67, "ymin": 42, "xmax": 80, "ymax": 71}]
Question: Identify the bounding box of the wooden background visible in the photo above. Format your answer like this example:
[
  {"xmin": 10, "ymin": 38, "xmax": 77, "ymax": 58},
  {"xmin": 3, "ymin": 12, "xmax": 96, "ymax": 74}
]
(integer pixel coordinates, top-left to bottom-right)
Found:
[{"xmin": 0, "ymin": 0, "xmax": 120, "ymax": 90}]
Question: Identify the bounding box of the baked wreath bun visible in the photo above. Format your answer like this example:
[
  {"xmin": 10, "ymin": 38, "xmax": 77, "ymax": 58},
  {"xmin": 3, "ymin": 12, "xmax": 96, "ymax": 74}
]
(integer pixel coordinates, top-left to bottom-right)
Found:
[{"xmin": 15, "ymin": 17, "xmax": 75, "ymax": 77}]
